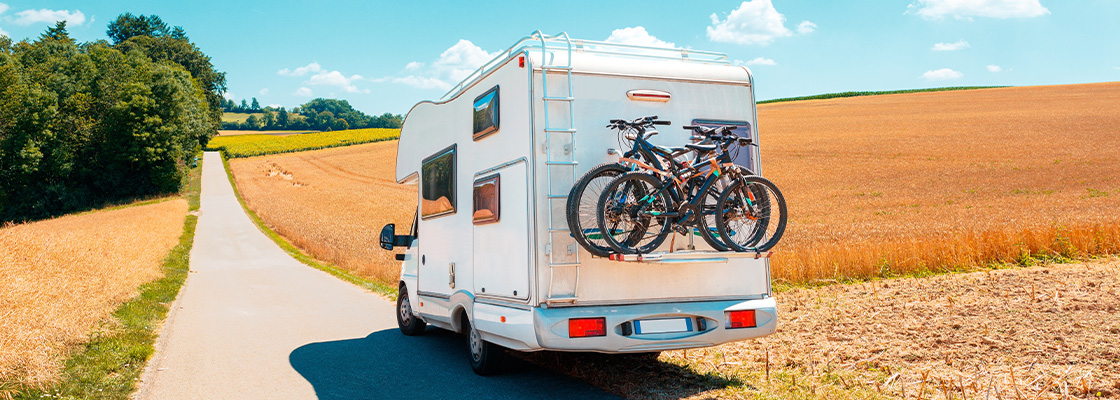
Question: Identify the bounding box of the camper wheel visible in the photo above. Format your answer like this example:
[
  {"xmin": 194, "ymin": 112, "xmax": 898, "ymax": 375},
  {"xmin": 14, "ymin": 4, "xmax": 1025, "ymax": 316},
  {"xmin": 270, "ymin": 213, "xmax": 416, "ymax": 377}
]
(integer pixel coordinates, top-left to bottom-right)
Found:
[
  {"xmin": 396, "ymin": 286, "xmax": 426, "ymax": 336},
  {"xmin": 464, "ymin": 317, "xmax": 504, "ymax": 375}
]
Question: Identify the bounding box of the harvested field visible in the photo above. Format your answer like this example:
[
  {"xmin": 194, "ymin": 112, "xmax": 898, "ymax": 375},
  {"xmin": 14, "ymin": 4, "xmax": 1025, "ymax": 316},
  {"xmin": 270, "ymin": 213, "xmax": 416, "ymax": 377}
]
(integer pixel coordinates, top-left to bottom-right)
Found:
[
  {"xmin": 0, "ymin": 199, "xmax": 187, "ymax": 387},
  {"xmin": 228, "ymin": 141, "xmax": 414, "ymax": 284},
  {"xmin": 762, "ymin": 82, "xmax": 1120, "ymax": 282},
  {"xmin": 540, "ymin": 258, "xmax": 1120, "ymax": 399}
]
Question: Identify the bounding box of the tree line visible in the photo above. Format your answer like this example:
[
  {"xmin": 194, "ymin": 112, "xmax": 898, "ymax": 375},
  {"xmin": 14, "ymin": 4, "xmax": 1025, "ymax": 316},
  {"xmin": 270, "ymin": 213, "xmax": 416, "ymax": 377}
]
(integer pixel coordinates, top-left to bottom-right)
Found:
[
  {"xmin": 220, "ymin": 97, "xmax": 403, "ymax": 131},
  {"xmin": 0, "ymin": 14, "xmax": 224, "ymax": 222}
]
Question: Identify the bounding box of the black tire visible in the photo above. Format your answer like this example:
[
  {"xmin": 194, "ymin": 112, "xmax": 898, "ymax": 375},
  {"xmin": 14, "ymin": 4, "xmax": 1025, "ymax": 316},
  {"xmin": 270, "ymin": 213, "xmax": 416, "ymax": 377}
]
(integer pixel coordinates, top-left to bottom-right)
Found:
[
  {"xmin": 465, "ymin": 318, "xmax": 504, "ymax": 375},
  {"xmin": 396, "ymin": 286, "xmax": 426, "ymax": 336},
  {"xmin": 596, "ymin": 172, "xmax": 673, "ymax": 254},
  {"xmin": 694, "ymin": 179, "xmax": 731, "ymax": 251},
  {"xmin": 715, "ymin": 176, "xmax": 787, "ymax": 252},
  {"xmin": 566, "ymin": 163, "xmax": 628, "ymax": 257}
]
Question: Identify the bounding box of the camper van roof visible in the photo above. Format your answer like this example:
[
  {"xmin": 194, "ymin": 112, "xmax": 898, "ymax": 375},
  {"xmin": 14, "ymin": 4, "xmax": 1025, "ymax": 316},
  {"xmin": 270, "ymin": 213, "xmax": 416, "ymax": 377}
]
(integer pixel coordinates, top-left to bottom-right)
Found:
[{"xmin": 440, "ymin": 31, "xmax": 732, "ymax": 102}]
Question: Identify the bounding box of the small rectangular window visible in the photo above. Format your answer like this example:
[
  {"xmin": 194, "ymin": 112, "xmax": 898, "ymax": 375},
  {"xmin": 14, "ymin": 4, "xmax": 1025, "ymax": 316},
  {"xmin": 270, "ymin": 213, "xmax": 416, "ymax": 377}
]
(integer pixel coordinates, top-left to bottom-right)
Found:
[
  {"xmin": 421, "ymin": 146, "xmax": 456, "ymax": 219},
  {"xmin": 473, "ymin": 85, "xmax": 499, "ymax": 140},
  {"xmin": 472, "ymin": 174, "xmax": 500, "ymax": 225}
]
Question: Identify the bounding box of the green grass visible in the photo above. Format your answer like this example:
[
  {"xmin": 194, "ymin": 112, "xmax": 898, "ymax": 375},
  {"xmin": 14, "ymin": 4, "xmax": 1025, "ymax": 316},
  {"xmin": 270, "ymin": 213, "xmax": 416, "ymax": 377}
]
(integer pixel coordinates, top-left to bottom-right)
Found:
[
  {"xmin": 217, "ymin": 153, "xmax": 397, "ymax": 298},
  {"xmin": 220, "ymin": 112, "xmax": 263, "ymax": 123},
  {"xmin": 758, "ymin": 86, "xmax": 1008, "ymax": 104},
  {"xmin": 205, "ymin": 128, "xmax": 400, "ymax": 158},
  {"xmin": 7, "ymin": 155, "xmax": 203, "ymax": 400}
]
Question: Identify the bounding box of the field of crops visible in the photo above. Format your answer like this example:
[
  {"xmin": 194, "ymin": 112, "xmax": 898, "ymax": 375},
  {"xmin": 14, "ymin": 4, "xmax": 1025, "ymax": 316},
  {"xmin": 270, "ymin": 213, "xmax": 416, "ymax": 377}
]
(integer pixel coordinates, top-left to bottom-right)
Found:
[
  {"xmin": 763, "ymin": 82, "xmax": 1120, "ymax": 283},
  {"xmin": 206, "ymin": 128, "xmax": 400, "ymax": 158},
  {"xmin": 228, "ymin": 141, "xmax": 414, "ymax": 284},
  {"xmin": 0, "ymin": 199, "xmax": 187, "ymax": 387}
]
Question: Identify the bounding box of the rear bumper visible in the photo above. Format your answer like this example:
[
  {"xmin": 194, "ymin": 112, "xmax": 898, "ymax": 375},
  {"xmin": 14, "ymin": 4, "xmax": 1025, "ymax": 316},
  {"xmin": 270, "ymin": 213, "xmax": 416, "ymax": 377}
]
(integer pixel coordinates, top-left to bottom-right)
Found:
[{"xmin": 533, "ymin": 297, "xmax": 776, "ymax": 353}]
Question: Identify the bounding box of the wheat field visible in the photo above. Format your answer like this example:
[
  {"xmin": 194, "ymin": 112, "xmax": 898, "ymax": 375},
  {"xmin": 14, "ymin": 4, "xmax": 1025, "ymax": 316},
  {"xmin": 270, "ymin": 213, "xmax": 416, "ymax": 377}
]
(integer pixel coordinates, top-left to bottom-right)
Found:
[
  {"xmin": 762, "ymin": 82, "xmax": 1120, "ymax": 282},
  {"xmin": 228, "ymin": 141, "xmax": 415, "ymax": 285},
  {"xmin": 0, "ymin": 199, "xmax": 187, "ymax": 387}
]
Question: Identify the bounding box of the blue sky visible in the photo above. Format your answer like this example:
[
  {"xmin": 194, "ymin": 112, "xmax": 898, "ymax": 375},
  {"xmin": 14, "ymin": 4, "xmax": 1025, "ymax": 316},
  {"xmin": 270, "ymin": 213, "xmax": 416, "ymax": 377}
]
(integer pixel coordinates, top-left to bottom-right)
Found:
[{"xmin": 1, "ymin": 0, "xmax": 1118, "ymax": 115}]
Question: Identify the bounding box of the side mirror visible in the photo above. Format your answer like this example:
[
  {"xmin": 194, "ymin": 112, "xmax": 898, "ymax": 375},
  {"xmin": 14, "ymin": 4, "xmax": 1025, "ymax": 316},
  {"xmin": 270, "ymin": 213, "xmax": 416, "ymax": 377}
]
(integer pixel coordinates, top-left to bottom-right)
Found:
[
  {"xmin": 380, "ymin": 224, "xmax": 396, "ymax": 250},
  {"xmin": 380, "ymin": 223, "xmax": 412, "ymax": 251}
]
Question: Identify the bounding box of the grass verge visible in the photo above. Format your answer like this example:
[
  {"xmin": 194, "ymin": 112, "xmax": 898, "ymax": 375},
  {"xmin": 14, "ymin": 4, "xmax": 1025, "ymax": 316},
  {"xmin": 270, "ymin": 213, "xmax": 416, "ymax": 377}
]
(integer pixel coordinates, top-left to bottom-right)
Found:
[
  {"xmin": 758, "ymin": 86, "xmax": 1007, "ymax": 104},
  {"xmin": 4, "ymin": 156, "xmax": 202, "ymax": 400},
  {"xmin": 217, "ymin": 153, "xmax": 397, "ymax": 298}
]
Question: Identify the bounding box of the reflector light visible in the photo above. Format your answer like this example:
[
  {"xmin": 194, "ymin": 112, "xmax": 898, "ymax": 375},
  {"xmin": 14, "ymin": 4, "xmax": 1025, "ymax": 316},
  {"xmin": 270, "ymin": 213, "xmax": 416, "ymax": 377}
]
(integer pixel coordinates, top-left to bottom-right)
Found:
[
  {"xmin": 518, "ymin": 56, "xmax": 525, "ymax": 68},
  {"xmin": 726, "ymin": 310, "xmax": 757, "ymax": 329},
  {"xmin": 627, "ymin": 90, "xmax": 672, "ymax": 102},
  {"xmin": 568, "ymin": 317, "xmax": 607, "ymax": 338},
  {"xmin": 500, "ymin": 316, "xmax": 506, "ymax": 323}
]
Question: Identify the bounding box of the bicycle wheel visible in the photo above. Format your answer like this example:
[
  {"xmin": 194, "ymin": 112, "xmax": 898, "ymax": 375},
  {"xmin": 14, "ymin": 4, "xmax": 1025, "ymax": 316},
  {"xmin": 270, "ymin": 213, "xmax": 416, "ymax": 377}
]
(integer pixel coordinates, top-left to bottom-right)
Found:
[
  {"xmin": 566, "ymin": 163, "xmax": 628, "ymax": 257},
  {"xmin": 596, "ymin": 172, "xmax": 672, "ymax": 254},
  {"xmin": 694, "ymin": 178, "xmax": 731, "ymax": 251},
  {"xmin": 715, "ymin": 176, "xmax": 787, "ymax": 252}
]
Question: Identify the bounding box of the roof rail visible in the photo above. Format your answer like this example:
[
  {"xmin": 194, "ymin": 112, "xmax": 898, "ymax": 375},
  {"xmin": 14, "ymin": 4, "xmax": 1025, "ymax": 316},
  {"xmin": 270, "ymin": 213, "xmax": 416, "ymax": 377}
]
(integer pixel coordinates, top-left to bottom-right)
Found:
[{"xmin": 439, "ymin": 31, "xmax": 731, "ymax": 101}]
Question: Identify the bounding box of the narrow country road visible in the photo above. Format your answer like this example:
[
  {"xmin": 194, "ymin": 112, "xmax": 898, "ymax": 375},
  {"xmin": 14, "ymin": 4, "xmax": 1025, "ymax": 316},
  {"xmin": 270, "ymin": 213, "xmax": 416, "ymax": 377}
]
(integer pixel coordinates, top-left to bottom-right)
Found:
[{"xmin": 137, "ymin": 152, "xmax": 616, "ymax": 400}]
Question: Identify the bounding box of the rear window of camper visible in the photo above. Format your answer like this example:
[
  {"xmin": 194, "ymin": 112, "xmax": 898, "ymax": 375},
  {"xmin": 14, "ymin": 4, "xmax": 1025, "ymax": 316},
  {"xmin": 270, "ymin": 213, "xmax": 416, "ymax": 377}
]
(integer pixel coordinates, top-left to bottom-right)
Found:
[
  {"xmin": 472, "ymin": 174, "xmax": 500, "ymax": 224},
  {"xmin": 421, "ymin": 146, "xmax": 456, "ymax": 219},
  {"xmin": 473, "ymin": 86, "xmax": 499, "ymax": 140}
]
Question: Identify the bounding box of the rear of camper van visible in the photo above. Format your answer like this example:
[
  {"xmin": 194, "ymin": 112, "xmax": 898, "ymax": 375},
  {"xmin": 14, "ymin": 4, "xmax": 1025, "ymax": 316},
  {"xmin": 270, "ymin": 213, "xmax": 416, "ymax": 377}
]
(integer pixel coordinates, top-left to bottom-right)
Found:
[{"xmin": 384, "ymin": 32, "xmax": 776, "ymax": 373}]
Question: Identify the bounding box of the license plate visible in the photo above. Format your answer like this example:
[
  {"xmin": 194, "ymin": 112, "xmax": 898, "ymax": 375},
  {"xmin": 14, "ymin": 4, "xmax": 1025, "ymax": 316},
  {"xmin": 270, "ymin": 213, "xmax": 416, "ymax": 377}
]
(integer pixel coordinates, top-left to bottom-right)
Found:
[{"xmin": 634, "ymin": 317, "xmax": 693, "ymax": 334}]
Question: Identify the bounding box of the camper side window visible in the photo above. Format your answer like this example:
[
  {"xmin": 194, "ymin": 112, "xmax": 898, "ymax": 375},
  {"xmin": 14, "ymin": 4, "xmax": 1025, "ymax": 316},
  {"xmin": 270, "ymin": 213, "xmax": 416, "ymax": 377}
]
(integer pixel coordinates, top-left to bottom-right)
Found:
[
  {"xmin": 472, "ymin": 174, "xmax": 500, "ymax": 224},
  {"xmin": 421, "ymin": 146, "xmax": 456, "ymax": 219},
  {"xmin": 473, "ymin": 85, "xmax": 499, "ymax": 140}
]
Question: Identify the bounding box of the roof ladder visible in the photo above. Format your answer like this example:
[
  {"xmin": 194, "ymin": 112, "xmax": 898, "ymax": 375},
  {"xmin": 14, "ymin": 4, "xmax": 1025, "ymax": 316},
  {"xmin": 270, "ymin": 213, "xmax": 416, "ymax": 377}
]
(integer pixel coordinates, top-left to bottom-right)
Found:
[{"xmin": 536, "ymin": 31, "xmax": 580, "ymax": 305}]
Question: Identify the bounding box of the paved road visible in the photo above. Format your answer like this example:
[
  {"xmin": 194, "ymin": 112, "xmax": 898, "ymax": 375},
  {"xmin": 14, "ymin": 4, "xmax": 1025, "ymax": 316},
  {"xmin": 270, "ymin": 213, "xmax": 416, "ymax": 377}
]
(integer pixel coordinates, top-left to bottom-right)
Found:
[{"xmin": 137, "ymin": 152, "xmax": 615, "ymax": 400}]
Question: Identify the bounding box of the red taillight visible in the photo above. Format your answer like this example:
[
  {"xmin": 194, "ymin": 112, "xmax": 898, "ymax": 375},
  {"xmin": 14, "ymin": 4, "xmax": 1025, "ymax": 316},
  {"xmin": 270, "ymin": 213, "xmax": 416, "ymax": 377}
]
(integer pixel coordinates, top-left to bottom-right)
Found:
[
  {"xmin": 726, "ymin": 310, "xmax": 757, "ymax": 329},
  {"xmin": 568, "ymin": 317, "xmax": 606, "ymax": 338}
]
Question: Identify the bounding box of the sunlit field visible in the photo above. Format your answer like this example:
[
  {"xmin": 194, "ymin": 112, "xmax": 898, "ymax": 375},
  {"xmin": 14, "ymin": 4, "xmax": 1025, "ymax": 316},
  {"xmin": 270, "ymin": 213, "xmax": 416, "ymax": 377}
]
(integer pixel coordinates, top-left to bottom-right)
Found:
[{"xmin": 207, "ymin": 128, "xmax": 399, "ymax": 158}]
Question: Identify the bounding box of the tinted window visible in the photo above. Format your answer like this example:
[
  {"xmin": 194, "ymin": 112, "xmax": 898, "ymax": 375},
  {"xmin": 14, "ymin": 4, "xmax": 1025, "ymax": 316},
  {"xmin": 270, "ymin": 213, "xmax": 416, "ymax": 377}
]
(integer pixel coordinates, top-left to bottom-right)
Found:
[
  {"xmin": 473, "ymin": 86, "xmax": 499, "ymax": 140},
  {"xmin": 421, "ymin": 146, "xmax": 456, "ymax": 219},
  {"xmin": 473, "ymin": 174, "xmax": 500, "ymax": 224}
]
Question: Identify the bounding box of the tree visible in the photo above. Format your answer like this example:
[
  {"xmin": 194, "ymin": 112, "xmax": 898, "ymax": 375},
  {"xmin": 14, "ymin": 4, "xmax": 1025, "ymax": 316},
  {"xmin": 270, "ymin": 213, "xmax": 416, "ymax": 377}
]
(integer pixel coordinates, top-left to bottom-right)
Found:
[
  {"xmin": 241, "ymin": 99, "xmax": 249, "ymax": 111},
  {"xmin": 251, "ymin": 97, "xmax": 260, "ymax": 111},
  {"xmin": 277, "ymin": 107, "xmax": 289, "ymax": 127},
  {"xmin": 245, "ymin": 114, "xmax": 260, "ymax": 130},
  {"xmin": 106, "ymin": 13, "xmax": 170, "ymax": 45},
  {"xmin": 263, "ymin": 111, "xmax": 276, "ymax": 128},
  {"xmin": 41, "ymin": 21, "xmax": 72, "ymax": 43}
]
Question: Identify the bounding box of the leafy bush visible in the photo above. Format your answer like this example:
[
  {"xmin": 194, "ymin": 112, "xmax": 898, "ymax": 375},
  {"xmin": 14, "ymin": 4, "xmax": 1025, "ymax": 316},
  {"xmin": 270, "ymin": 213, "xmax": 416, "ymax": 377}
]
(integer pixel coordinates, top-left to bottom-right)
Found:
[{"xmin": 0, "ymin": 18, "xmax": 222, "ymax": 222}]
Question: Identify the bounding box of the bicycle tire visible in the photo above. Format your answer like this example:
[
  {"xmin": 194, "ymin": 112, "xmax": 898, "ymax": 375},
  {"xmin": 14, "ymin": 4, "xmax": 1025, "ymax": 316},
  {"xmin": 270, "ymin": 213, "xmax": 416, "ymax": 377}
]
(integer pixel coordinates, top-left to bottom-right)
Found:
[
  {"xmin": 694, "ymin": 179, "xmax": 731, "ymax": 251},
  {"xmin": 715, "ymin": 176, "xmax": 787, "ymax": 252},
  {"xmin": 566, "ymin": 163, "xmax": 629, "ymax": 257},
  {"xmin": 596, "ymin": 172, "xmax": 672, "ymax": 254}
]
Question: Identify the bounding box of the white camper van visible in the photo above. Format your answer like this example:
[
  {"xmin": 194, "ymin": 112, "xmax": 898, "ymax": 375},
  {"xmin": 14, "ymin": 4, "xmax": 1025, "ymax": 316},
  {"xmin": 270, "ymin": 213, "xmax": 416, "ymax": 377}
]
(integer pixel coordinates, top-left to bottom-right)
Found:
[{"xmin": 379, "ymin": 31, "xmax": 777, "ymax": 375}]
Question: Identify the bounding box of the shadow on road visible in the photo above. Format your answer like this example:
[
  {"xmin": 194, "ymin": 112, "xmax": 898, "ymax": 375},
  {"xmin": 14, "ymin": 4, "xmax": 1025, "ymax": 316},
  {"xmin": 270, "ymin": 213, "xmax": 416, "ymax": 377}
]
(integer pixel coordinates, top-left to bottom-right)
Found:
[{"xmin": 289, "ymin": 328, "xmax": 619, "ymax": 400}]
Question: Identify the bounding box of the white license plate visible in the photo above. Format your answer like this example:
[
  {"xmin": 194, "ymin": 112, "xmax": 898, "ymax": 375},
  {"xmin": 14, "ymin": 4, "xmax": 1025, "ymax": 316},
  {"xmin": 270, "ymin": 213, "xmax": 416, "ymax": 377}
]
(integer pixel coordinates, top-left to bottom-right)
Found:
[{"xmin": 634, "ymin": 317, "xmax": 693, "ymax": 334}]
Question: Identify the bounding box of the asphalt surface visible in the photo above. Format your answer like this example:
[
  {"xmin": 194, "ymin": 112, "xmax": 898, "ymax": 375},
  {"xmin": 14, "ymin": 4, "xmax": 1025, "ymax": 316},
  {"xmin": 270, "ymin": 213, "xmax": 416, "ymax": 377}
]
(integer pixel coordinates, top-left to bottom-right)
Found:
[{"xmin": 136, "ymin": 152, "xmax": 616, "ymax": 400}]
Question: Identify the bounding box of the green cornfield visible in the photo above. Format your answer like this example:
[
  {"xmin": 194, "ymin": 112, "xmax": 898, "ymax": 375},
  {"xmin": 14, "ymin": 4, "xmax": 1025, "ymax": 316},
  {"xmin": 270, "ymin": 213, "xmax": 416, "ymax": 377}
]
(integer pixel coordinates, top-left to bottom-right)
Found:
[{"xmin": 205, "ymin": 128, "xmax": 401, "ymax": 158}]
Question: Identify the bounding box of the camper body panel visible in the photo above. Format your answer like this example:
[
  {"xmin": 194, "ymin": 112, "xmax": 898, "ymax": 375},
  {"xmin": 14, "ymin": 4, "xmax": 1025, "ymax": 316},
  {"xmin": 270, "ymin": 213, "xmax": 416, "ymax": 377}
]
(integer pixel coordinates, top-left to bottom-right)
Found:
[{"xmin": 393, "ymin": 39, "xmax": 776, "ymax": 354}]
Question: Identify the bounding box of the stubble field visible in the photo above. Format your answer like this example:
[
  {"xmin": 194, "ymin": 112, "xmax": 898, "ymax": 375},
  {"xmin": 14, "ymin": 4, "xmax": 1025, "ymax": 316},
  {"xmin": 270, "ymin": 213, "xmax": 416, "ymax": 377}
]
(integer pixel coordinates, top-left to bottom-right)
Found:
[{"xmin": 0, "ymin": 199, "xmax": 187, "ymax": 387}]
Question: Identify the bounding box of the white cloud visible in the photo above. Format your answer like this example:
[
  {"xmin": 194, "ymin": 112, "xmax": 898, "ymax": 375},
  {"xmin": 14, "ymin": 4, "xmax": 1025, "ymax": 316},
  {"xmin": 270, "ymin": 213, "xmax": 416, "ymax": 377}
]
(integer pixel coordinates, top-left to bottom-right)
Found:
[
  {"xmin": 744, "ymin": 57, "xmax": 777, "ymax": 66},
  {"xmin": 922, "ymin": 68, "xmax": 964, "ymax": 80},
  {"xmin": 392, "ymin": 39, "xmax": 495, "ymax": 91},
  {"xmin": 605, "ymin": 26, "xmax": 676, "ymax": 48},
  {"xmin": 707, "ymin": 0, "xmax": 794, "ymax": 46},
  {"xmin": 306, "ymin": 70, "xmax": 368, "ymax": 93},
  {"xmin": 259, "ymin": 88, "xmax": 269, "ymax": 95},
  {"xmin": 796, "ymin": 21, "xmax": 817, "ymax": 34},
  {"xmin": 13, "ymin": 8, "xmax": 85, "ymax": 26},
  {"xmin": 267, "ymin": 104, "xmax": 282, "ymax": 108},
  {"xmin": 294, "ymin": 87, "xmax": 312, "ymax": 97},
  {"xmin": 392, "ymin": 75, "xmax": 450, "ymax": 91},
  {"xmin": 987, "ymin": 65, "xmax": 1003, "ymax": 72},
  {"xmin": 0, "ymin": 3, "xmax": 9, "ymax": 15},
  {"xmin": 907, "ymin": 0, "xmax": 1050, "ymax": 20},
  {"xmin": 222, "ymin": 92, "xmax": 236, "ymax": 100},
  {"xmin": 932, "ymin": 40, "xmax": 970, "ymax": 51},
  {"xmin": 278, "ymin": 62, "xmax": 322, "ymax": 77}
]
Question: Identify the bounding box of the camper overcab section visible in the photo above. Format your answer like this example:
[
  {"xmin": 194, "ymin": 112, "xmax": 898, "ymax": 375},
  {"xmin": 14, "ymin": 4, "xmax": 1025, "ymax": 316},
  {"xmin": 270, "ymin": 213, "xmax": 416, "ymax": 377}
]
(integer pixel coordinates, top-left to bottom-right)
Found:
[{"xmin": 381, "ymin": 32, "xmax": 777, "ymax": 374}]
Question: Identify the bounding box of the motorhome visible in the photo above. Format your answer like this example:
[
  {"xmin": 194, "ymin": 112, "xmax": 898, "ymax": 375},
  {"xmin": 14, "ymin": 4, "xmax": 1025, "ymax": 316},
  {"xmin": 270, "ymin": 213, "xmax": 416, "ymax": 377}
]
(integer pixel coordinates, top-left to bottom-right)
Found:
[{"xmin": 379, "ymin": 31, "xmax": 777, "ymax": 375}]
